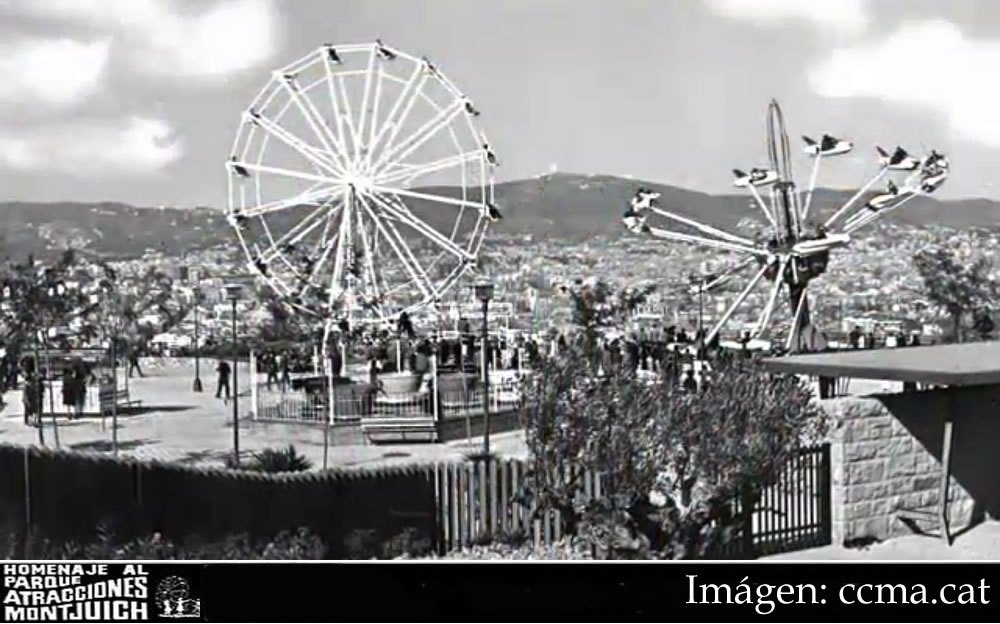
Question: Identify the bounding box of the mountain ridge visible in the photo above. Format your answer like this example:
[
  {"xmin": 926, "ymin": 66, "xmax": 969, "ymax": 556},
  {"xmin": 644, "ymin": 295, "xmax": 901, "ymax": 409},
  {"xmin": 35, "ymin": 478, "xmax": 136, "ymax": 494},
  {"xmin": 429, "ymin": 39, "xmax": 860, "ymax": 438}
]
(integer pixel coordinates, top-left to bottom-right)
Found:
[{"xmin": 1, "ymin": 173, "xmax": 995, "ymax": 258}]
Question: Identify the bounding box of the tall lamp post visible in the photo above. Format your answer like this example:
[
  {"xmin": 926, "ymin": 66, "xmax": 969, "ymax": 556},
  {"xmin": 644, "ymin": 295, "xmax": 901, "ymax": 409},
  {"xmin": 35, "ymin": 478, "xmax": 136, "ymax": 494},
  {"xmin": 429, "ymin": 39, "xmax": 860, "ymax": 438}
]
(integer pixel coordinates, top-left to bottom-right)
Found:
[
  {"xmin": 223, "ymin": 283, "xmax": 244, "ymax": 467},
  {"xmin": 474, "ymin": 278, "xmax": 494, "ymax": 458},
  {"xmin": 191, "ymin": 268, "xmax": 203, "ymax": 392}
]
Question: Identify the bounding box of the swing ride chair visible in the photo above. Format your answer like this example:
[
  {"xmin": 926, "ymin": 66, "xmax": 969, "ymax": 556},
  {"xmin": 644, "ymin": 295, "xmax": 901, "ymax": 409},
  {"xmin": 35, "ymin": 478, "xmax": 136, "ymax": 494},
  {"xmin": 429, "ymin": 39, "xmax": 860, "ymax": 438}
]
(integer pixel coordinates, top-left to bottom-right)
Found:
[
  {"xmin": 622, "ymin": 100, "xmax": 950, "ymax": 353},
  {"xmin": 224, "ymin": 40, "xmax": 500, "ymax": 357}
]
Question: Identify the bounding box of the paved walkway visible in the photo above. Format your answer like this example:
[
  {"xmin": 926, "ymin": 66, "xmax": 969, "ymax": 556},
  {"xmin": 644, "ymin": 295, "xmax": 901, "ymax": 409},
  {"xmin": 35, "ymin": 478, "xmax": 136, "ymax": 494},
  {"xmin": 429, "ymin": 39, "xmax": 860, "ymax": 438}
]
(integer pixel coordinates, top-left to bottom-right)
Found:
[
  {"xmin": 0, "ymin": 362, "xmax": 528, "ymax": 470},
  {"xmin": 768, "ymin": 521, "xmax": 1000, "ymax": 560}
]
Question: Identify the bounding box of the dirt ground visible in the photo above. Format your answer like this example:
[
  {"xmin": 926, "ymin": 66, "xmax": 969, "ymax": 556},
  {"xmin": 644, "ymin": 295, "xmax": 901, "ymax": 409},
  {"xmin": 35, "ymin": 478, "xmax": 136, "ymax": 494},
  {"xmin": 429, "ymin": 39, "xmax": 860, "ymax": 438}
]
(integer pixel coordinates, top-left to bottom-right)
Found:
[{"xmin": 0, "ymin": 360, "xmax": 528, "ymax": 470}]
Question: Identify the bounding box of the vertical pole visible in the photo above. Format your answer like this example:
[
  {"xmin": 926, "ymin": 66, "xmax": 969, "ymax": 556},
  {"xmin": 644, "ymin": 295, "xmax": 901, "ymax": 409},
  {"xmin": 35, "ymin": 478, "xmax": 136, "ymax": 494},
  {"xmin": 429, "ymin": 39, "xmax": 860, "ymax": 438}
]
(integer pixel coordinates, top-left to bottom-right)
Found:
[
  {"xmin": 325, "ymin": 329, "xmax": 334, "ymax": 469},
  {"xmin": 231, "ymin": 298, "xmax": 240, "ymax": 467},
  {"xmin": 249, "ymin": 349, "xmax": 258, "ymax": 421},
  {"xmin": 482, "ymin": 300, "xmax": 490, "ymax": 458},
  {"xmin": 340, "ymin": 341, "xmax": 347, "ymax": 377},
  {"xmin": 431, "ymin": 350, "xmax": 439, "ymax": 423},
  {"xmin": 43, "ymin": 345, "xmax": 59, "ymax": 450},
  {"xmin": 111, "ymin": 340, "xmax": 118, "ymax": 456},
  {"xmin": 193, "ymin": 297, "xmax": 202, "ymax": 392}
]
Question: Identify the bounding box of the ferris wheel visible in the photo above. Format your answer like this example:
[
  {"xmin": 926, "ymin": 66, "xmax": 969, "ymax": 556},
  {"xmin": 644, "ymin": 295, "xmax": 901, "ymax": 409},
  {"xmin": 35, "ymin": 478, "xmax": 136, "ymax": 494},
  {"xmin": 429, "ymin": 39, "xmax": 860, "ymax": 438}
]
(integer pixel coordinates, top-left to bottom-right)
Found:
[
  {"xmin": 225, "ymin": 40, "xmax": 499, "ymax": 330},
  {"xmin": 623, "ymin": 99, "xmax": 949, "ymax": 353}
]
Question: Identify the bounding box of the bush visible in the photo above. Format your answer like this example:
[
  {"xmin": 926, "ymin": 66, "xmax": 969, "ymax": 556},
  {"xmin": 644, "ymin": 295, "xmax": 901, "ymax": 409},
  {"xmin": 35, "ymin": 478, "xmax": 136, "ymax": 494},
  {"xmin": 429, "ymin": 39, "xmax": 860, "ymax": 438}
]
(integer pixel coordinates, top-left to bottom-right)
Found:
[
  {"xmin": 519, "ymin": 349, "xmax": 826, "ymax": 559},
  {"xmin": 233, "ymin": 445, "xmax": 313, "ymax": 473},
  {"xmin": 408, "ymin": 538, "xmax": 593, "ymax": 560},
  {"xmin": 343, "ymin": 528, "xmax": 433, "ymax": 560},
  {"xmin": 7, "ymin": 525, "xmax": 327, "ymax": 560}
]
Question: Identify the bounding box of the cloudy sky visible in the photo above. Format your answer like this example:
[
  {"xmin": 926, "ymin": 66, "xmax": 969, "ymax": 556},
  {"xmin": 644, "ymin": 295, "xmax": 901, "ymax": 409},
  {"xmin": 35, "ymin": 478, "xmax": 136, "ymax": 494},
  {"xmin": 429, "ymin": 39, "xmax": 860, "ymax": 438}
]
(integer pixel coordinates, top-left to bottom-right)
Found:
[{"xmin": 0, "ymin": 0, "xmax": 998, "ymax": 206}]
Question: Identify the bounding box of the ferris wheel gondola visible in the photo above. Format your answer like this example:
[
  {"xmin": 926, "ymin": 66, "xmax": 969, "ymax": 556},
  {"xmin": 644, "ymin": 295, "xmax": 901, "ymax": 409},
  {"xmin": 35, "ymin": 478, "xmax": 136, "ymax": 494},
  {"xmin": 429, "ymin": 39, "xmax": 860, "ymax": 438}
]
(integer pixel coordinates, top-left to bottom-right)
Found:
[{"xmin": 622, "ymin": 100, "xmax": 950, "ymax": 353}]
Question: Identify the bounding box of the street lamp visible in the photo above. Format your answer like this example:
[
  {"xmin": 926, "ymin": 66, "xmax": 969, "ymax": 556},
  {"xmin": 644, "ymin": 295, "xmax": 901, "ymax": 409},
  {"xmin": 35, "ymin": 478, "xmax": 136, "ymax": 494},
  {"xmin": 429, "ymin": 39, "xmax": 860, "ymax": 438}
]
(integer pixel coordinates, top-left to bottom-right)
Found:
[
  {"xmin": 473, "ymin": 278, "xmax": 494, "ymax": 458},
  {"xmin": 191, "ymin": 268, "xmax": 203, "ymax": 392},
  {"xmin": 223, "ymin": 283, "xmax": 244, "ymax": 467}
]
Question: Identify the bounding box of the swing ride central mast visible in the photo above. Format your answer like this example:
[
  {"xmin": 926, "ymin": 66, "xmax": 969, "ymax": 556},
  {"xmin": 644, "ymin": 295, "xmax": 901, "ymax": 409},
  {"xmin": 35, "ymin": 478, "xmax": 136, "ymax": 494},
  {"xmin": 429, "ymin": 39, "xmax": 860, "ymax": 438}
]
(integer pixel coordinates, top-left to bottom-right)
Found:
[{"xmin": 766, "ymin": 100, "xmax": 812, "ymax": 343}]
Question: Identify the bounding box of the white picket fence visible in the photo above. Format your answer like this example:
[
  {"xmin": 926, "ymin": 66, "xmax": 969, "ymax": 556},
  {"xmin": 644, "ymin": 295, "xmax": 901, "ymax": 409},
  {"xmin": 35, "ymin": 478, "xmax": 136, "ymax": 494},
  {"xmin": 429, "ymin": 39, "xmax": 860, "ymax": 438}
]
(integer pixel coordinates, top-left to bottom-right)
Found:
[{"xmin": 248, "ymin": 351, "xmax": 523, "ymax": 425}]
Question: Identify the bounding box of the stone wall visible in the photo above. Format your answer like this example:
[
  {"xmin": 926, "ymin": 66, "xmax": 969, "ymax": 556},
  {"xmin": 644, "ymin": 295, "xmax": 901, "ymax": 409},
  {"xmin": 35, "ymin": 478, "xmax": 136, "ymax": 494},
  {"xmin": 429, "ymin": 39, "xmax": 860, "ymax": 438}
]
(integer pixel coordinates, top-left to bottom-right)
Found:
[{"xmin": 824, "ymin": 385, "xmax": 1000, "ymax": 544}]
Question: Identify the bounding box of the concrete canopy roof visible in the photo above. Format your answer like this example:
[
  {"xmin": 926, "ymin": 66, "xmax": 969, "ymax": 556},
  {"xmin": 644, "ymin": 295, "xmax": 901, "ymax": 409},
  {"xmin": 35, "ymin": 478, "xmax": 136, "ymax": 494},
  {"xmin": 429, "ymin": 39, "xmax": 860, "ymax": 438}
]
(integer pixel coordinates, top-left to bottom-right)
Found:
[{"xmin": 761, "ymin": 342, "xmax": 1000, "ymax": 387}]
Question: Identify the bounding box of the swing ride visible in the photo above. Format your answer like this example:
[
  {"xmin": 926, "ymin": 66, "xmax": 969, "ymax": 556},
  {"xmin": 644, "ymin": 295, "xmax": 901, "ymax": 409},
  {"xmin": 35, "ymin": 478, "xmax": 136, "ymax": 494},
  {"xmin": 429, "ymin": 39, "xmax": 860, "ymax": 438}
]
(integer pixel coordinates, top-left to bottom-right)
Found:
[{"xmin": 622, "ymin": 99, "xmax": 949, "ymax": 353}]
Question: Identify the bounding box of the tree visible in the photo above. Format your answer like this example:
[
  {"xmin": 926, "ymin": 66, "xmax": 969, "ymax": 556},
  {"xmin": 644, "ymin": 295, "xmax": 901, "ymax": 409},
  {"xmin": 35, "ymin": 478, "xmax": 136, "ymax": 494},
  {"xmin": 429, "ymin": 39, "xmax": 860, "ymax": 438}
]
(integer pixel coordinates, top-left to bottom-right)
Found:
[
  {"xmin": 568, "ymin": 278, "xmax": 655, "ymax": 370},
  {"xmin": 913, "ymin": 242, "xmax": 999, "ymax": 342},
  {"xmin": 0, "ymin": 250, "xmax": 95, "ymax": 446},
  {"xmin": 80, "ymin": 262, "xmax": 176, "ymax": 453},
  {"xmin": 518, "ymin": 348, "xmax": 824, "ymax": 559}
]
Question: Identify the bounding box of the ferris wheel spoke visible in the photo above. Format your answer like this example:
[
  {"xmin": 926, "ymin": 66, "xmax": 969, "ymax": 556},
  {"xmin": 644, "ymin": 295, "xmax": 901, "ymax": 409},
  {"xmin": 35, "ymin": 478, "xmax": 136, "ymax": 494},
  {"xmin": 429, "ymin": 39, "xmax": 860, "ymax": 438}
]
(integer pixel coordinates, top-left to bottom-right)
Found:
[
  {"xmin": 371, "ymin": 97, "xmax": 465, "ymax": 175},
  {"xmin": 261, "ymin": 202, "xmax": 337, "ymax": 263},
  {"xmin": 369, "ymin": 192, "xmax": 476, "ymax": 262},
  {"xmin": 754, "ymin": 257, "xmax": 788, "ymax": 338},
  {"xmin": 372, "ymin": 184, "xmax": 485, "ymax": 212},
  {"xmin": 704, "ymin": 261, "xmax": 771, "ymax": 346},
  {"xmin": 356, "ymin": 194, "xmax": 438, "ymax": 301},
  {"xmin": 231, "ymin": 160, "xmax": 339, "ymax": 187},
  {"xmin": 644, "ymin": 225, "xmax": 770, "ymax": 258},
  {"xmin": 242, "ymin": 184, "xmax": 341, "ymax": 218},
  {"xmin": 377, "ymin": 150, "xmax": 485, "ymax": 187},
  {"xmin": 365, "ymin": 65, "xmax": 426, "ymax": 171},
  {"xmin": 823, "ymin": 168, "xmax": 888, "ymax": 229},
  {"xmin": 243, "ymin": 112, "xmax": 343, "ymax": 178},
  {"xmin": 302, "ymin": 206, "xmax": 345, "ymax": 286},
  {"xmin": 336, "ymin": 75, "xmax": 362, "ymax": 160},
  {"xmin": 647, "ymin": 206, "xmax": 757, "ymax": 247},
  {"xmin": 354, "ymin": 206, "xmax": 382, "ymax": 304},
  {"xmin": 322, "ymin": 50, "xmax": 348, "ymax": 152},
  {"xmin": 357, "ymin": 46, "xmax": 377, "ymax": 155},
  {"xmin": 276, "ymin": 74, "xmax": 350, "ymax": 171},
  {"xmin": 368, "ymin": 66, "xmax": 384, "ymax": 159}
]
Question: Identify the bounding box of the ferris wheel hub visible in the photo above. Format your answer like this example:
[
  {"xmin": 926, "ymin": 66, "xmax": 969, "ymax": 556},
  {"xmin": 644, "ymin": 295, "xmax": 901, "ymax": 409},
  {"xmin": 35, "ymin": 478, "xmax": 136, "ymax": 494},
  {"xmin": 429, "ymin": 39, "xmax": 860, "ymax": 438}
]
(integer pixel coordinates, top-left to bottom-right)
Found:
[{"xmin": 343, "ymin": 172, "xmax": 375, "ymax": 195}]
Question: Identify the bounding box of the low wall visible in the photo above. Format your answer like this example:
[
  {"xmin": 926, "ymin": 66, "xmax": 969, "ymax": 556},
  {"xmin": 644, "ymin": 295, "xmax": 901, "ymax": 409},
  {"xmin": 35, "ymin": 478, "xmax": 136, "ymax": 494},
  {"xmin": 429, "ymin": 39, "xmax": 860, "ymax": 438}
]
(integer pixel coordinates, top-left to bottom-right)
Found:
[{"xmin": 825, "ymin": 385, "xmax": 1000, "ymax": 544}]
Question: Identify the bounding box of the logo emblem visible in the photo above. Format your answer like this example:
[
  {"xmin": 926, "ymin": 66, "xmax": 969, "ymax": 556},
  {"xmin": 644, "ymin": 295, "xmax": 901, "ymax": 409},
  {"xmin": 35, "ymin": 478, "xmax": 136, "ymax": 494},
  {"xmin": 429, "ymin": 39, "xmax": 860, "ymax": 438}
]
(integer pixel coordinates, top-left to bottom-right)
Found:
[{"xmin": 155, "ymin": 576, "xmax": 201, "ymax": 619}]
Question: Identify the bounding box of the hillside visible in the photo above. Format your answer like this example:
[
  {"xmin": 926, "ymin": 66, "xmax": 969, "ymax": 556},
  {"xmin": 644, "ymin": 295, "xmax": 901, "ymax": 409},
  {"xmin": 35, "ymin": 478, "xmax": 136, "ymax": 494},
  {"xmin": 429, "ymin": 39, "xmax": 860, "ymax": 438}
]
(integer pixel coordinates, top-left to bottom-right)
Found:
[{"xmin": 1, "ymin": 173, "xmax": 996, "ymax": 258}]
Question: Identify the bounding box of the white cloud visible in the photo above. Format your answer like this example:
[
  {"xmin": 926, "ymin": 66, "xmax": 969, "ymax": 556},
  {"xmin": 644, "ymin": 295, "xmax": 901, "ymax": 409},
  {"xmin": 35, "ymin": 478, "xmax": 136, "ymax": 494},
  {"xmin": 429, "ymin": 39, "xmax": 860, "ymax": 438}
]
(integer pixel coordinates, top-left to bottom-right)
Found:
[
  {"xmin": 0, "ymin": 37, "xmax": 110, "ymax": 108},
  {"xmin": 0, "ymin": 116, "xmax": 183, "ymax": 176},
  {"xmin": 810, "ymin": 20, "xmax": 1000, "ymax": 147},
  {"xmin": 2, "ymin": 0, "xmax": 279, "ymax": 80},
  {"xmin": 707, "ymin": 0, "xmax": 870, "ymax": 36}
]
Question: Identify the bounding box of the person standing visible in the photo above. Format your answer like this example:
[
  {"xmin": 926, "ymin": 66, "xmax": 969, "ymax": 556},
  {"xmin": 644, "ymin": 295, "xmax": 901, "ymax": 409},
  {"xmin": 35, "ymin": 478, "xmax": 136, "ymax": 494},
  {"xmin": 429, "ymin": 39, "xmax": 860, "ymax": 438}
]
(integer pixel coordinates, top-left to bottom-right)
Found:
[
  {"xmin": 61, "ymin": 368, "xmax": 76, "ymax": 419},
  {"xmin": 280, "ymin": 351, "xmax": 291, "ymax": 391},
  {"xmin": 215, "ymin": 359, "xmax": 231, "ymax": 402},
  {"xmin": 266, "ymin": 351, "xmax": 279, "ymax": 391}
]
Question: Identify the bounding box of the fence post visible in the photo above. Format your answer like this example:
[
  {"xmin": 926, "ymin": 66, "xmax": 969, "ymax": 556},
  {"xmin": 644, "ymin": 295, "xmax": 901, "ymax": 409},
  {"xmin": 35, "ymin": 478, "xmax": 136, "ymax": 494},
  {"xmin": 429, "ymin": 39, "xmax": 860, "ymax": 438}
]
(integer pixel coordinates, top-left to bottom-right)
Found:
[
  {"xmin": 249, "ymin": 350, "xmax": 258, "ymax": 421},
  {"xmin": 23, "ymin": 447, "xmax": 31, "ymax": 532},
  {"xmin": 431, "ymin": 352, "xmax": 439, "ymax": 423},
  {"xmin": 820, "ymin": 443, "xmax": 833, "ymax": 545}
]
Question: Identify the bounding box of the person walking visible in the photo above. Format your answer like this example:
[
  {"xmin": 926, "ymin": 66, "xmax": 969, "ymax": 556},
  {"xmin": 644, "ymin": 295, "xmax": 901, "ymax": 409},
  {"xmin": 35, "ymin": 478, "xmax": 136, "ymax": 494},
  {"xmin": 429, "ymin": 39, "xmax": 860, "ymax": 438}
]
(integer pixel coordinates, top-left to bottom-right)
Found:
[
  {"xmin": 215, "ymin": 359, "xmax": 231, "ymax": 402},
  {"xmin": 127, "ymin": 345, "xmax": 144, "ymax": 378}
]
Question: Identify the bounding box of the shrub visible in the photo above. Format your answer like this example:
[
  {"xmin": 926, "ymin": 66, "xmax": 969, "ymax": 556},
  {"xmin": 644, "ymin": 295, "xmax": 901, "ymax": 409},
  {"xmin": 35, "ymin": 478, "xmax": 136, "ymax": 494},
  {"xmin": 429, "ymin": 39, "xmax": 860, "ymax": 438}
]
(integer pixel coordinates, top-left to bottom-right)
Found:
[
  {"xmin": 519, "ymin": 349, "xmax": 825, "ymax": 559},
  {"xmin": 238, "ymin": 445, "xmax": 313, "ymax": 473},
  {"xmin": 6, "ymin": 526, "xmax": 326, "ymax": 560}
]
